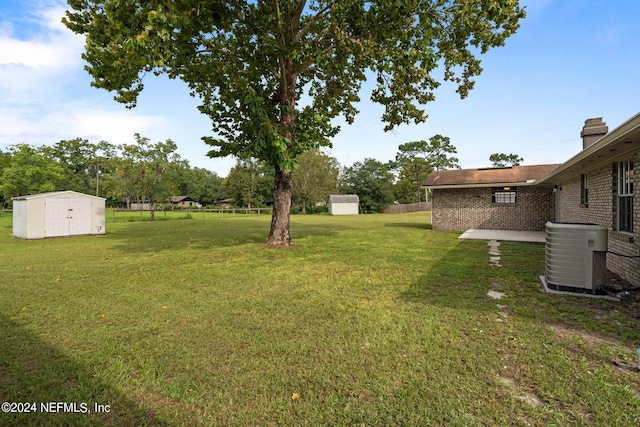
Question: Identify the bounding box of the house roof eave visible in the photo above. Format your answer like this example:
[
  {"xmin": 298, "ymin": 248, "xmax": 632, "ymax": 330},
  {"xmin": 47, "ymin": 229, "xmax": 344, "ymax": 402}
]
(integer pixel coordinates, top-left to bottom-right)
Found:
[
  {"xmin": 423, "ymin": 180, "xmax": 544, "ymax": 190},
  {"xmin": 537, "ymin": 112, "xmax": 640, "ymax": 185}
]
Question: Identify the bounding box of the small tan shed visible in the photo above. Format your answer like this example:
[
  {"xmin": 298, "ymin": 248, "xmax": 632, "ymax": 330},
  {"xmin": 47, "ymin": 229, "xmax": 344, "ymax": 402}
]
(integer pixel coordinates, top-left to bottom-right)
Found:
[
  {"xmin": 12, "ymin": 191, "xmax": 106, "ymax": 239},
  {"xmin": 328, "ymin": 194, "xmax": 360, "ymax": 215}
]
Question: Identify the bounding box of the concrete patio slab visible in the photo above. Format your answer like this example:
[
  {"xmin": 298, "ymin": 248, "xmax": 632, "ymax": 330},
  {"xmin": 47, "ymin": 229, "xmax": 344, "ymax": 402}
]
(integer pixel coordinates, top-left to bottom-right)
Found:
[
  {"xmin": 539, "ymin": 276, "xmax": 620, "ymax": 301},
  {"xmin": 459, "ymin": 229, "xmax": 545, "ymax": 243}
]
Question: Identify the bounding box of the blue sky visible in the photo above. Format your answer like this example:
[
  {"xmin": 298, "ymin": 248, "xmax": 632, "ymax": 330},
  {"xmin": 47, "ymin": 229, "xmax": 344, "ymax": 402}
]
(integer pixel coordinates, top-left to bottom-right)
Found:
[{"xmin": 1, "ymin": 0, "xmax": 638, "ymax": 176}]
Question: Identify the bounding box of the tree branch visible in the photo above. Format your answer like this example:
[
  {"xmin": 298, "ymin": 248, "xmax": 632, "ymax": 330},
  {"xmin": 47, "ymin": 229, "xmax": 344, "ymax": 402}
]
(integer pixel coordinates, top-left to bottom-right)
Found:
[
  {"xmin": 294, "ymin": 0, "xmax": 336, "ymax": 44},
  {"xmin": 300, "ymin": 43, "xmax": 335, "ymax": 73}
]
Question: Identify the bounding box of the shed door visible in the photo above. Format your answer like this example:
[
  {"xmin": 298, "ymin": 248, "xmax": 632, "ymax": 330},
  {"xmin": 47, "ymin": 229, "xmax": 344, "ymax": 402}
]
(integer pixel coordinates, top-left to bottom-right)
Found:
[
  {"xmin": 69, "ymin": 199, "xmax": 91, "ymax": 235},
  {"xmin": 45, "ymin": 199, "xmax": 70, "ymax": 237},
  {"xmin": 45, "ymin": 199, "xmax": 92, "ymax": 237}
]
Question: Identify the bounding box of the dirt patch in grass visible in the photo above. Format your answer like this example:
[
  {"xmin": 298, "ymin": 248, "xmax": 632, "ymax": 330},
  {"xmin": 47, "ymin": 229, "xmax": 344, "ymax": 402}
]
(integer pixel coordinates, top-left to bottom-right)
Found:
[
  {"xmin": 497, "ymin": 375, "xmax": 542, "ymax": 407},
  {"xmin": 548, "ymin": 323, "xmax": 633, "ymax": 354},
  {"xmin": 603, "ymin": 271, "xmax": 640, "ymax": 320},
  {"xmin": 548, "ymin": 322, "xmax": 640, "ymax": 374}
]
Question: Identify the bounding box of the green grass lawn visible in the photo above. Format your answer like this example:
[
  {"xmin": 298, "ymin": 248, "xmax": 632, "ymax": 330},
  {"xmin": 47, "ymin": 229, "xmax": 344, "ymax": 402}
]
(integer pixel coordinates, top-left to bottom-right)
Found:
[{"xmin": 1, "ymin": 212, "xmax": 639, "ymax": 426}]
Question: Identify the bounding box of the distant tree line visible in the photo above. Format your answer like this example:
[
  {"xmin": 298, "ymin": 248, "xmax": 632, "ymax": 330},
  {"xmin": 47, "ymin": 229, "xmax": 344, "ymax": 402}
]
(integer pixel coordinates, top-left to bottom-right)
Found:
[
  {"xmin": 0, "ymin": 137, "xmax": 225, "ymax": 218},
  {"xmin": 1, "ymin": 134, "xmax": 511, "ymax": 214}
]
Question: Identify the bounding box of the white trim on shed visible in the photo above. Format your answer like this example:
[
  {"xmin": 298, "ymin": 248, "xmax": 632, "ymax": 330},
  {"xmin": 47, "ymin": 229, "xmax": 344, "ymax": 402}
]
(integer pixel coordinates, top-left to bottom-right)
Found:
[
  {"xmin": 328, "ymin": 194, "xmax": 360, "ymax": 215},
  {"xmin": 12, "ymin": 191, "xmax": 106, "ymax": 239}
]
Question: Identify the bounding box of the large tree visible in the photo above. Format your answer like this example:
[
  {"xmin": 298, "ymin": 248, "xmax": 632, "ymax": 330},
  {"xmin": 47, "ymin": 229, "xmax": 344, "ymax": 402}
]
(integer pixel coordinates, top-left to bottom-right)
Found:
[
  {"xmin": 64, "ymin": 0, "xmax": 525, "ymax": 247},
  {"xmin": 489, "ymin": 152, "xmax": 523, "ymax": 167},
  {"xmin": 340, "ymin": 158, "xmax": 395, "ymax": 213},
  {"xmin": 175, "ymin": 166, "xmax": 226, "ymax": 206},
  {"xmin": 224, "ymin": 159, "xmax": 273, "ymax": 208},
  {"xmin": 423, "ymin": 134, "xmax": 460, "ymax": 171},
  {"xmin": 0, "ymin": 144, "xmax": 69, "ymax": 200},
  {"xmin": 47, "ymin": 138, "xmax": 116, "ymax": 195},
  {"xmin": 112, "ymin": 134, "xmax": 183, "ymax": 218},
  {"xmin": 292, "ymin": 149, "xmax": 339, "ymax": 213},
  {"xmin": 394, "ymin": 140, "xmax": 434, "ymax": 203}
]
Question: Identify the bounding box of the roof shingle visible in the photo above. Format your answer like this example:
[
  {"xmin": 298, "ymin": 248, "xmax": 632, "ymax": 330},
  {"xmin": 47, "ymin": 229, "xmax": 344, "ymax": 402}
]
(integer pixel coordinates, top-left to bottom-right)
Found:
[{"xmin": 424, "ymin": 164, "xmax": 561, "ymax": 188}]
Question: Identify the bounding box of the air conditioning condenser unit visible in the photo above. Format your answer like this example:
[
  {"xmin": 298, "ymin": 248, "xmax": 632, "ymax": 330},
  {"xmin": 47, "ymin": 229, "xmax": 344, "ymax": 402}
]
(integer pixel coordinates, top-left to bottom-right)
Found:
[{"xmin": 544, "ymin": 222, "xmax": 608, "ymax": 293}]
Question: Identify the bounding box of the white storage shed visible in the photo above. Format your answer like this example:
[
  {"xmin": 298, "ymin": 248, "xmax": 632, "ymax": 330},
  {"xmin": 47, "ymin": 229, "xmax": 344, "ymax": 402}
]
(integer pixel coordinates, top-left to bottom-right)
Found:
[
  {"xmin": 328, "ymin": 195, "xmax": 360, "ymax": 215},
  {"xmin": 12, "ymin": 191, "xmax": 106, "ymax": 239}
]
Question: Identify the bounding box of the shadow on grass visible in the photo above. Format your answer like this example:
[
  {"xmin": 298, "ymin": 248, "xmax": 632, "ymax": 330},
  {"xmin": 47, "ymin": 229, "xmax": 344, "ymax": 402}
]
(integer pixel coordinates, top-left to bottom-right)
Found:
[
  {"xmin": 400, "ymin": 239, "xmax": 495, "ymax": 313},
  {"xmin": 403, "ymin": 238, "xmax": 640, "ymax": 347},
  {"xmin": 105, "ymin": 218, "xmax": 351, "ymax": 254},
  {"xmin": 384, "ymin": 222, "xmax": 432, "ymax": 230},
  {"xmin": 0, "ymin": 315, "xmax": 169, "ymax": 426},
  {"xmin": 495, "ymin": 242, "xmax": 640, "ymax": 345}
]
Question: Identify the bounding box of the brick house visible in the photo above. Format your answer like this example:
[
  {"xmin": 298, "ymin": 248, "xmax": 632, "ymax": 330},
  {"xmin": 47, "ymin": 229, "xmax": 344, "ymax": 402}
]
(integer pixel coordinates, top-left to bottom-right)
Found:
[
  {"xmin": 536, "ymin": 116, "xmax": 639, "ymax": 286},
  {"xmin": 424, "ymin": 164, "xmax": 560, "ymax": 231},
  {"xmin": 423, "ymin": 114, "xmax": 639, "ymax": 286}
]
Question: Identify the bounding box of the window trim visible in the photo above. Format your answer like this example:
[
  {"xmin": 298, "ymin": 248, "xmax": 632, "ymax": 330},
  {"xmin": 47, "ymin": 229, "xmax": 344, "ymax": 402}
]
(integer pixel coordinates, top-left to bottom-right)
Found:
[
  {"xmin": 580, "ymin": 173, "xmax": 589, "ymax": 206},
  {"xmin": 616, "ymin": 159, "xmax": 634, "ymax": 233},
  {"xmin": 580, "ymin": 173, "xmax": 589, "ymax": 208},
  {"xmin": 491, "ymin": 187, "xmax": 517, "ymax": 204}
]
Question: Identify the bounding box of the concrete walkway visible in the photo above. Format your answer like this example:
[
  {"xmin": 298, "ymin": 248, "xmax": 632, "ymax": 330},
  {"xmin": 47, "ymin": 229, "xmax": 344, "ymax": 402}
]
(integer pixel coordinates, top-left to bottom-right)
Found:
[
  {"xmin": 458, "ymin": 229, "xmax": 545, "ymax": 243},
  {"xmin": 460, "ymin": 229, "xmax": 621, "ymax": 301}
]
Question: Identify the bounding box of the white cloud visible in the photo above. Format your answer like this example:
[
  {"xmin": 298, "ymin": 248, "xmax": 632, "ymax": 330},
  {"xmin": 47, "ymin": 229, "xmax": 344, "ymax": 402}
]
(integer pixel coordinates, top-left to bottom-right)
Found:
[
  {"xmin": 0, "ymin": 2, "xmax": 85, "ymax": 108},
  {"xmin": 0, "ymin": 5, "xmax": 82, "ymax": 69},
  {"xmin": 54, "ymin": 109, "xmax": 165, "ymax": 145},
  {"xmin": 0, "ymin": 3, "xmax": 170, "ymax": 150},
  {"xmin": 0, "ymin": 105, "xmax": 164, "ymax": 148}
]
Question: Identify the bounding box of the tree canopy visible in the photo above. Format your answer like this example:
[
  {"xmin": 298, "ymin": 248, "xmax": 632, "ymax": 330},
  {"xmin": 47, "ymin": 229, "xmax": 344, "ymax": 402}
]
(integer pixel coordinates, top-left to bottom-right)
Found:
[
  {"xmin": 64, "ymin": 0, "xmax": 526, "ymax": 246},
  {"xmin": 340, "ymin": 158, "xmax": 395, "ymax": 213},
  {"xmin": 292, "ymin": 149, "xmax": 339, "ymax": 213},
  {"xmin": 394, "ymin": 140, "xmax": 434, "ymax": 203},
  {"xmin": 224, "ymin": 159, "xmax": 273, "ymax": 208},
  {"xmin": 422, "ymin": 134, "xmax": 460, "ymax": 171},
  {"xmin": 113, "ymin": 134, "xmax": 184, "ymax": 218},
  {"xmin": 0, "ymin": 144, "xmax": 68, "ymax": 201},
  {"xmin": 489, "ymin": 152, "xmax": 523, "ymax": 167}
]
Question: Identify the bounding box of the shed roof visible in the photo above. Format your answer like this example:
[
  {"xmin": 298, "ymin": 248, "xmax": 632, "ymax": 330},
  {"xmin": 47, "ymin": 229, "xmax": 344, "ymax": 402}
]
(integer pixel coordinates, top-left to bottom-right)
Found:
[
  {"xmin": 423, "ymin": 164, "xmax": 561, "ymax": 189},
  {"xmin": 12, "ymin": 190, "xmax": 105, "ymax": 201},
  {"xmin": 328, "ymin": 194, "xmax": 359, "ymax": 203},
  {"xmin": 171, "ymin": 195, "xmax": 195, "ymax": 203}
]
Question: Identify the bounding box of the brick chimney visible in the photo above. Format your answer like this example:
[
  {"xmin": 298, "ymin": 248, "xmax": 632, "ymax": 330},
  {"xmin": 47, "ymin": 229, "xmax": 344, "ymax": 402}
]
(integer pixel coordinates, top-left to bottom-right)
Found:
[{"xmin": 581, "ymin": 118, "xmax": 608, "ymax": 149}]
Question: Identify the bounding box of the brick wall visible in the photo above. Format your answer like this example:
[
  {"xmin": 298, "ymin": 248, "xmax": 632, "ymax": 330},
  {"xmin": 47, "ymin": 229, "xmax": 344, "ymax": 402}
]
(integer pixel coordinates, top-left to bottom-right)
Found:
[
  {"xmin": 432, "ymin": 186, "xmax": 554, "ymax": 231},
  {"xmin": 559, "ymin": 164, "xmax": 613, "ymax": 227},
  {"xmin": 559, "ymin": 152, "xmax": 639, "ymax": 286}
]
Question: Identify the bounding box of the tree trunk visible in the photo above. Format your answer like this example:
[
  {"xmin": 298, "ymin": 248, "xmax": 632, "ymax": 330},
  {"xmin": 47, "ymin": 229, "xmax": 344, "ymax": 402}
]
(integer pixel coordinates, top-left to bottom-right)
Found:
[
  {"xmin": 266, "ymin": 57, "xmax": 297, "ymax": 247},
  {"xmin": 266, "ymin": 166, "xmax": 293, "ymax": 248}
]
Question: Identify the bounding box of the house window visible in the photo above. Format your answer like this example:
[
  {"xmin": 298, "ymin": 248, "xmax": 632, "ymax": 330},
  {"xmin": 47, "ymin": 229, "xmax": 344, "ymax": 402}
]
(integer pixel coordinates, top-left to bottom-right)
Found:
[
  {"xmin": 580, "ymin": 173, "xmax": 589, "ymax": 206},
  {"xmin": 617, "ymin": 159, "xmax": 634, "ymax": 233},
  {"xmin": 492, "ymin": 187, "xmax": 517, "ymax": 204}
]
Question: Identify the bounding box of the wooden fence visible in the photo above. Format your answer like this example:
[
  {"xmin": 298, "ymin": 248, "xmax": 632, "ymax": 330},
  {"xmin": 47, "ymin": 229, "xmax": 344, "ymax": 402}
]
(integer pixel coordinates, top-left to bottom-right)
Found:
[
  {"xmin": 110, "ymin": 207, "xmax": 272, "ymax": 222},
  {"xmin": 383, "ymin": 202, "xmax": 431, "ymax": 214}
]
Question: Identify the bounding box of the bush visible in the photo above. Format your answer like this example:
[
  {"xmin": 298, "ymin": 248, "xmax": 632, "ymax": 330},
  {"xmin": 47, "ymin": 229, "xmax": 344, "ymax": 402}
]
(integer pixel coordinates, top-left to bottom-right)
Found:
[{"xmin": 291, "ymin": 205, "xmax": 329, "ymax": 215}]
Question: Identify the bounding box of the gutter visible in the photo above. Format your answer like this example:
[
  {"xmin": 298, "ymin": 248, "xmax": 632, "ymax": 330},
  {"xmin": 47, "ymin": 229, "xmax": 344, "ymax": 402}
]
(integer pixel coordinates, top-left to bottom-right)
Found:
[
  {"xmin": 537, "ymin": 112, "xmax": 640, "ymax": 184},
  {"xmin": 423, "ymin": 179, "xmax": 540, "ymax": 190}
]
